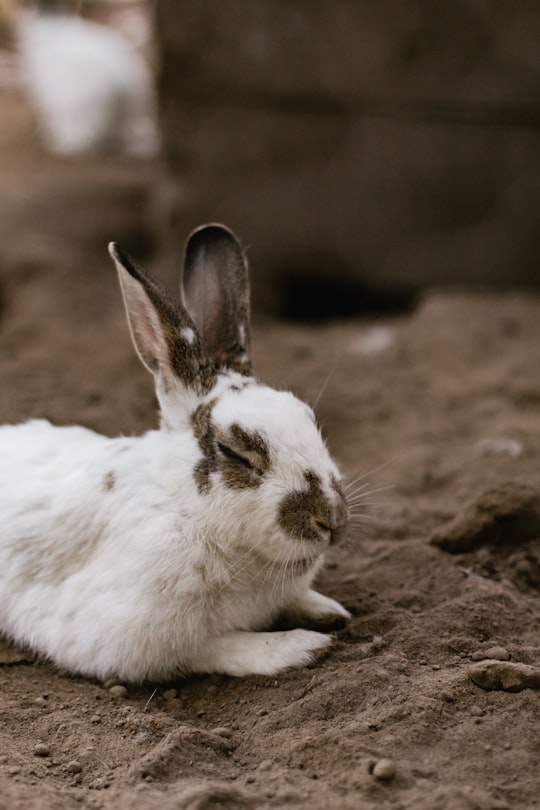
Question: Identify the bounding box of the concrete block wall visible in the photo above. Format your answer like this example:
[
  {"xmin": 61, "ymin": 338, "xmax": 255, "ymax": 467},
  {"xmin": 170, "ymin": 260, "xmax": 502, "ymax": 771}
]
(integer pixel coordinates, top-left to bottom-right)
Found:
[{"xmin": 156, "ymin": 1, "xmax": 540, "ymax": 313}]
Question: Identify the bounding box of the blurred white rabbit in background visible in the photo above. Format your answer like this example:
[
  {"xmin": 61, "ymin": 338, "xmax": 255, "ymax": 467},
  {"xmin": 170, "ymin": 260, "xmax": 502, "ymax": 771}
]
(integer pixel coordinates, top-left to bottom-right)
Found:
[{"xmin": 16, "ymin": 0, "xmax": 159, "ymax": 157}]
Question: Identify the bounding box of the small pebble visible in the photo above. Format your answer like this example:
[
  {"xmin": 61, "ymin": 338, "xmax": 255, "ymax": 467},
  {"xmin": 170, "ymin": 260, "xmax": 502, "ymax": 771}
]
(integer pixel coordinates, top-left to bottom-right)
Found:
[
  {"xmin": 34, "ymin": 744, "xmax": 50, "ymax": 757},
  {"xmin": 103, "ymin": 678, "xmax": 123, "ymax": 689},
  {"xmin": 470, "ymin": 705, "xmax": 484, "ymax": 717},
  {"xmin": 352, "ymin": 327, "xmax": 396, "ymax": 356},
  {"xmin": 258, "ymin": 759, "xmax": 273, "ymax": 772},
  {"xmin": 109, "ymin": 685, "xmax": 129, "ymax": 699},
  {"xmin": 212, "ymin": 727, "xmax": 233, "ymax": 739},
  {"xmin": 163, "ymin": 689, "xmax": 178, "ymax": 700},
  {"xmin": 372, "ymin": 758, "xmax": 396, "ymax": 782},
  {"xmin": 8, "ymin": 766, "xmax": 21, "ymax": 775},
  {"xmin": 66, "ymin": 760, "xmax": 82, "ymax": 774},
  {"xmin": 514, "ymin": 559, "xmax": 533, "ymax": 577},
  {"xmin": 477, "ymin": 438, "xmax": 524, "ymax": 458},
  {"xmin": 256, "ymin": 708, "xmax": 269, "ymax": 717},
  {"xmin": 34, "ymin": 696, "xmax": 48, "ymax": 708},
  {"xmin": 90, "ymin": 715, "xmax": 102, "ymax": 724},
  {"xmin": 469, "ymin": 660, "xmax": 540, "ymax": 692},
  {"xmin": 471, "ymin": 646, "xmax": 510, "ymax": 662},
  {"xmin": 0, "ymin": 755, "xmax": 7, "ymax": 764}
]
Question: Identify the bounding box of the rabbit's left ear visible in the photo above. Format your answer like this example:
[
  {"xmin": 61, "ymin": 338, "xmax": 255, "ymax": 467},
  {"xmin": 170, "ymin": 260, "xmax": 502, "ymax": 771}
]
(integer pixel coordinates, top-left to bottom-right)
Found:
[
  {"xmin": 182, "ymin": 224, "xmax": 252, "ymax": 376},
  {"xmin": 108, "ymin": 243, "xmax": 216, "ymax": 395}
]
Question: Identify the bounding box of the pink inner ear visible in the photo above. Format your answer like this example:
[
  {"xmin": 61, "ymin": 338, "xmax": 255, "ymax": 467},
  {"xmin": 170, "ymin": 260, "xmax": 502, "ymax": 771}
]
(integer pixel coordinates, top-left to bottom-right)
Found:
[
  {"xmin": 188, "ymin": 271, "xmax": 225, "ymax": 359},
  {"xmin": 182, "ymin": 224, "xmax": 252, "ymax": 374},
  {"xmin": 120, "ymin": 273, "xmax": 168, "ymax": 375}
]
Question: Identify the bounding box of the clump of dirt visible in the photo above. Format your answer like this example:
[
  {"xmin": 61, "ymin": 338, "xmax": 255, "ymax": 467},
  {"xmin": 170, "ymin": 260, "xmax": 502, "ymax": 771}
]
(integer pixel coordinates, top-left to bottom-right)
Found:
[{"xmin": 430, "ymin": 481, "xmax": 540, "ymax": 553}]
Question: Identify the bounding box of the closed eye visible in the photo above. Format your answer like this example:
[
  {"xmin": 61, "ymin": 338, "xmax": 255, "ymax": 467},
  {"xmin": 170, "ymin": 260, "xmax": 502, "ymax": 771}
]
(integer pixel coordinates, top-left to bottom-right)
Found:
[{"xmin": 217, "ymin": 442, "xmax": 253, "ymax": 469}]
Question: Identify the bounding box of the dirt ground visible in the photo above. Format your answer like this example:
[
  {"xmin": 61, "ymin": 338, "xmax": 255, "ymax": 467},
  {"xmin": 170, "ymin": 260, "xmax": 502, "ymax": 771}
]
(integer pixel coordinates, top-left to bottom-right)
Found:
[{"xmin": 1, "ymin": 73, "xmax": 540, "ymax": 810}]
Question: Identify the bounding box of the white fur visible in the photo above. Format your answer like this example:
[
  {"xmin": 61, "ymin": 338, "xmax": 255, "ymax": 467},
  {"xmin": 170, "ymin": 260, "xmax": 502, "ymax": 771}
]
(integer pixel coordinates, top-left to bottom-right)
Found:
[
  {"xmin": 0, "ymin": 231, "xmax": 350, "ymax": 682},
  {"xmin": 17, "ymin": 10, "xmax": 159, "ymax": 157}
]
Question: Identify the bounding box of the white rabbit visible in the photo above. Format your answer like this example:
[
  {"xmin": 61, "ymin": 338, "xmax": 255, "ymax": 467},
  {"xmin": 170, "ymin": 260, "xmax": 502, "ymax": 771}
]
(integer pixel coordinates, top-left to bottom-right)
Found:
[
  {"xmin": 16, "ymin": 4, "xmax": 159, "ymax": 157},
  {"xmin": 0, "ymin": 225, "xmax": 350, "ymax": 682}
]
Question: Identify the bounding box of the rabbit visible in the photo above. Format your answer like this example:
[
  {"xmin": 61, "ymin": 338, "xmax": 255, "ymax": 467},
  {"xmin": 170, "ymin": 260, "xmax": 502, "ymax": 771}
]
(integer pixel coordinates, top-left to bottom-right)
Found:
[
  {"xmin": 16, "ymin": 3, "xmax": 159, "ymax": 157},
  {"xmin": 0, "ymin": 224, "xmax": 351, "ymax": 682}
]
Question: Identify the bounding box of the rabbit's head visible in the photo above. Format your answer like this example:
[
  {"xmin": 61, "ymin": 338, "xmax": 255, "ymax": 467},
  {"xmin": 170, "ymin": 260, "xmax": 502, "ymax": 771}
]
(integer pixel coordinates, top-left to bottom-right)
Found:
[{"xmin": 109, "ymin": 225, "xmax": 349, "ymax": 572}]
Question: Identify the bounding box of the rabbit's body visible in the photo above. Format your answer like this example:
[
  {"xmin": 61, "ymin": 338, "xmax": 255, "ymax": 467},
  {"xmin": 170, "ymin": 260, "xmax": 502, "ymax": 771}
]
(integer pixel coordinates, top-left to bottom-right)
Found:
[{"xmin": 0, "ymin": 226, "xmax": 350, "ymax": 681}]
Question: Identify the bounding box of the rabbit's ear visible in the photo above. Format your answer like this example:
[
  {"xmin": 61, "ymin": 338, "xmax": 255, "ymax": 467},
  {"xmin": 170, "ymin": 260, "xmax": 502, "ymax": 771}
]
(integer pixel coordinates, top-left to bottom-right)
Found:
[
  {"xmin": 108, "ymin": 243, "xmax": 216, "ymax": 394},
  {"xmin": 182, "ymin": 224, "xmax": 252, "ymax": 376}
]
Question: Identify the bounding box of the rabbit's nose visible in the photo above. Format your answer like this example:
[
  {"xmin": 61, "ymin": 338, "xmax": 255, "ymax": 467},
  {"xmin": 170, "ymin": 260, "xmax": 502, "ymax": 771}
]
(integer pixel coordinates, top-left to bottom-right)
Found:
[
  {"xmin": 314, "ymin": 519, "xmax": 332, "ymax": 544},
  {"xmin": 313, "ymin": 518, "xmax": 347, "ymax": 546}
]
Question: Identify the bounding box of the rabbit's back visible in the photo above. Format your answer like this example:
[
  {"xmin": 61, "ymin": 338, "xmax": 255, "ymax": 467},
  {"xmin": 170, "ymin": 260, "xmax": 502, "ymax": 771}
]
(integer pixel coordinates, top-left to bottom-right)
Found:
[
  {"xmin": 0, "ymin": 421, "xmax": 208, "ymax": 679},
  {"xmin": 0, "ymin": 419, "xmax": 113, "ymax": 586},
  {"xmin": 0, "ymin": 419, "xmax": 107, "ymax": 508}
]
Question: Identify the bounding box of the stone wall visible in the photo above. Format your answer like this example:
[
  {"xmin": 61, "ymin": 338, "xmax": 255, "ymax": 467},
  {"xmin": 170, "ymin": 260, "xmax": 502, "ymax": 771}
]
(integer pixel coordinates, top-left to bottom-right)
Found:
[{"xmin": 157, "ymin": 1, "xmax": 540, "ymax": 312}]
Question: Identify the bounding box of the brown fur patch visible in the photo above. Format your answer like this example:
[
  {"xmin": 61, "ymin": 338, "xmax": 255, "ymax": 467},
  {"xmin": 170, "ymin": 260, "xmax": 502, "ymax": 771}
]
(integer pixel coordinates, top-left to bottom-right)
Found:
[
  {"xmin": 331, "ymin": 475, "xmax": 345, "ymax": 501},
  {"xmin": 191, "ymin": 399, "xmax": 219, "ymax": 493},
  {"xmin": 216, "ymin": 424, "xmax": 270, "ymax": 490},
  {"xmin": 103, "ymin": 472, "xmax": 116, "ymax": 491},
  {"xmin": 168, "ymin": 326, "xmax": 217, "ymax": 393},
  {"xmin": 228, "ymin": 424, "xmax": 271, "ymax": 474},
  {"xmin": 191, "ymin": 403, "xmax": 271, "ymax": 493},
  {"xmin": 227, "ymin": 356, "xmax": 253, "ymax": 377},
  {"xmin": 193, "ymin": 458, "xmax": 214, "ymax": 494},
  {"xmin": 219, "ymin": 462, "xmax": 258, "ymax": 490},
  {"xmin": 279, "ymin": 471, "xmax": 349, "ymax": 545},
  {"xmin": 192, "ymin": 399, "xmax": 218, "ymax": 454}
]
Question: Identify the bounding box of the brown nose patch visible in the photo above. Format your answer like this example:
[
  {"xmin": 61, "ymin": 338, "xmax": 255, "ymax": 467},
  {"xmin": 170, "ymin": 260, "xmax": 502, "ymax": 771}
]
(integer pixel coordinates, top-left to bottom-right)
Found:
[{"xmin": 278, "ymin": 471, "xmax": 349, "ymax": 544}]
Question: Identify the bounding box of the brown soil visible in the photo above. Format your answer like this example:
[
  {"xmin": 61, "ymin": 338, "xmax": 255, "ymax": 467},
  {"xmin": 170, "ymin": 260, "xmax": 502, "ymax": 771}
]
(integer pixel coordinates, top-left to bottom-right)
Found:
[{"xmin": 1, "ymin": 76, "xmax": 540, "ymax": 810}]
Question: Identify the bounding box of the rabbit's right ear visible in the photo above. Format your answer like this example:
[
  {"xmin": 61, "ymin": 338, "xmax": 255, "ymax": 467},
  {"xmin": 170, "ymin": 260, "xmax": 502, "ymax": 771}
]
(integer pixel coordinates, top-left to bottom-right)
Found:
[
  {"xmin": 182, "ymin": 224, "xmax": 252, "ymax": 375},
  {"xmin": 108, "ymin": 243, "xmax": 216, "ymax": 395}
]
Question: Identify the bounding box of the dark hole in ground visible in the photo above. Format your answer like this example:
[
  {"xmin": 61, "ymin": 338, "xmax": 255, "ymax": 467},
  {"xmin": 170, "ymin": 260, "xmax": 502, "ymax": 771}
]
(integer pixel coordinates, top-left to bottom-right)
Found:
[{"xmin": 277, "ymin": 271, "xmax": 418, "ymax": 322}]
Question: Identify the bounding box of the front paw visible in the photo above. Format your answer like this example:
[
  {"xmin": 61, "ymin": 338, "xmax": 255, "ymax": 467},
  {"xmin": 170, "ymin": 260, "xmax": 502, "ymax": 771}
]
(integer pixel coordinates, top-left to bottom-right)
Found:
[
  {"xmin": 188, "ymin": 629, "xmax": 333, "ymax": 677},
  {"xmin": 270, "ymin": 629, "xmax": 333, "ymax": 672},
  {"xmin": 278, "ymin": 589, "xmax": 351, "ymax": 632}
]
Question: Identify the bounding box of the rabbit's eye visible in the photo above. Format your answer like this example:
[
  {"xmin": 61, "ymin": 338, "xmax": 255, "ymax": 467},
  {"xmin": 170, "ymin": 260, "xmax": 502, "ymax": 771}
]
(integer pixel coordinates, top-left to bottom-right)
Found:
[{"xmin": 217, "ymin": 442, "xmax": 253, "ymax": 469}]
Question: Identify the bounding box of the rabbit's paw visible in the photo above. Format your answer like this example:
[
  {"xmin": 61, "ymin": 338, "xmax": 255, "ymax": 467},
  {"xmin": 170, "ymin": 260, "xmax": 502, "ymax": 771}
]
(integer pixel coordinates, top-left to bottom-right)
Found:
[
  {"xmin": 189, "ymin": 629, "xmax": 333, "ymax": 677},
  {"xmin": 279, "ymin": 588, "xmax": 351, "ymax": 631}
]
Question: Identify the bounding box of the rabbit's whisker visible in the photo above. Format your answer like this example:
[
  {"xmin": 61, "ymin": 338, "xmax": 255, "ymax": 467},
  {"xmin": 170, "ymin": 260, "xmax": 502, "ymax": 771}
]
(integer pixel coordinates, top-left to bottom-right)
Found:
[
  {"xmin": 212, "ymin": 539, "xmax": 269, "ymax": 596},
  {"xmin": 312, "ymin": 352, "xmax": 341, "ymax": 411},
  {"xmin": 346, "ymin": 484, "xmax": 395, "ymax": 500},
  {"xmin": 344, "ymin": 457, "xmax": 396, "ymax": 489}
]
